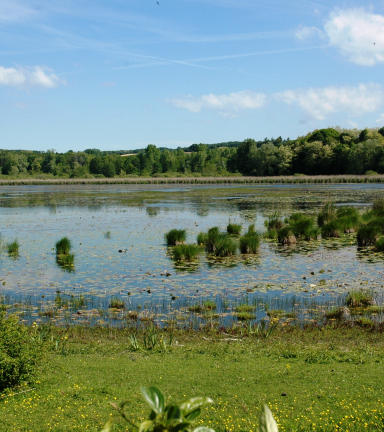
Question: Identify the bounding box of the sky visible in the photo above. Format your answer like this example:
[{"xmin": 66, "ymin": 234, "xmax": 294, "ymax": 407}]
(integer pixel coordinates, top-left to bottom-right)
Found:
[{"xmin": 1, "ymin": 0, "xmax": 384, "ymax": 152}]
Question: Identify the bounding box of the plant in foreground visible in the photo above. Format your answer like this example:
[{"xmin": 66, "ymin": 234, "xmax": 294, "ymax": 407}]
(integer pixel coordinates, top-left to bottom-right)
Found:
[{"xmin": 101, "ymin": 386, "xmax": 279, "ymax": 432}]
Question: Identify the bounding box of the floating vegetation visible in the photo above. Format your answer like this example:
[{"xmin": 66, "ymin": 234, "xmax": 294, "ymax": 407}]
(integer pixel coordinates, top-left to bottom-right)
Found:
[
  {"xmin": 172, "ymin": 244, "xmax": 200, "ymax": 261},
  {"xmin": 7, "ymin": 239, "xmax": 19, "ymax": 255},
  {"xmin": 165, "ymin": 229, "xmax": 186, "ymax": 246}
]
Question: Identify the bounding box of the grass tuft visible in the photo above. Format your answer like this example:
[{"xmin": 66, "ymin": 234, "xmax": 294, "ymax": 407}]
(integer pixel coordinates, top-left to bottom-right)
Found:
[
  {"xmin": 239, "ymin": 225, "xmax": 260, "ymax": 254},
  {"xmin": 172, "ymin": 244, "xmax": 200, "ymax": 261},
  {"xmin": 226, "ymin": 223, "xmax": 242, "ymax": 235},
  {"xmin": 7, "ymin": 239, "xmax": 19, "ymax": 255},
  {"xmin": 165, "ymin": 229, "xmax": 186, "ymax": 246},
  {"xmin": 109, "ymin": 297, "xmax": 126, "ymax": 309},
  {"xmin": 346, "ymin": 291, "xmax": 374, "ymax": 308},
  {"xmin": 55, "ymin": 237, "xmax": 71, "ymax": 255}
]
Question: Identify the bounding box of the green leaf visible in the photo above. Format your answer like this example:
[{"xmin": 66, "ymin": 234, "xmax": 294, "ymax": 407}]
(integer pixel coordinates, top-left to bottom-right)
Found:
[
  {"xmin": 100, "ymin": 419, "xmax": 113, "ymax": 432},
  {"xmin": 180, "ymin": 397, "xmax": 214, "ymax": 416},
  {"xmin": 139, "ymin": 420, "xmax": 154, "ymax": 432},
  {"xmin": 149, "ymin": 409, "xmax": 156, "ymax": 421},
  {"xmin": 174, "ymin": 422, "xmax": 193, "ymax": 432},
  {"xmin": 184, "ymin": 408, "xmax": 201, "ymax": 422},
  {"xmin": 167, "ymin": 405, "xmax": 182, "ymax": 421},
  {"xmin": 258, "ymin": 404, "xmax": 278, "ymax": 432},
  {"xmin": 192, "ymin": 428, "xmax": 216, "ymax": 432},
  {"xmin": 140, "ymin": 387, "xmax": 165, "ymax": 414}
]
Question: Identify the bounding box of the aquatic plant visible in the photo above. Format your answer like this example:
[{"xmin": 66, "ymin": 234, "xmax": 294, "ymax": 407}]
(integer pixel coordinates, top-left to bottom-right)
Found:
[
  {"xmin": 239, "ymin": 225, "xmax": 260, "ymax": 254},
  {"xmin": 277, "ymin": 227, "xmax": 296, "ymax": 244},
  {"xmin": 235, "ymin": 304, "xmax": 255, "ymax": 312},
  {"xmin": 354, "ymin": 317, "xmax": 375, "ymax": 329},
  {"xmin": 172, "ymin": 244, "xmax": 200, "ymax": 261},
  {"xmin": 264, "ymin": 211, "xmax": 283, "ymax": 231},
  {"xmin": 165, "ymin": 229, "xmax": 186, "ymax": 246},
  {"xmin": 7, "ymin": 239, "xmax": 19, "ymax": 255},
  {"xmin": 324, "ymin": 308, "xmax": 345, "ymax": 320},
  {"xmin": 336, "ymin": 214, "xmax": 360, "ymax": 233},
  {"xmin": 57, "ymin": 253, "xmax": 75, "ymax": 267},
  {"xmin": 236, "ymin": 311, "xmax": 256, "ymax": 320},
  {"xmin": 109, "ymin": 297, "xmax": 126, "ymax": 309},
  {"xmin": 321, "ymin": 220, "xmax": 341, "ymax": 238},
  {"xmin": 55, "ymin": 237, "xmax": 72, "ymax": 255},
  {"xmin": 267, "ymin": 309, "xmax": 285, "ymax": 318},
  {"xmin": 226, "ymin": 223, "xmax": 242, "ymax": 235},
  {"xmin": 357, "ymin": 226, "xmax": 380, "ymax": 247},
  {"xmin": 372, "ymin": 198, "xmax": 384, "ymax": 216},
  {"xmin": 375, "ymin": 238, "xmax": 384, "ymax": 251},
  {"xmin": 196, "ymin": 232, "xmax": 208, "ymax": 246},
  {"xmin": 317, "ymin": 202, "xmax": 336, "ymax": 227},
  {"xmin": 188, "ymin": 304, "xmax": 203, "ymax": 313},
  {"xmin": 290, "ymin": 215, "xmax": 318, "ymax": 240},
  {"xmin": 346, "ymin": 291, "xmax": 374, "ymax": 308},
  {"xmin": 263, "ymin": 229, "xmax": 278, "ymax": 240},
  {"xmin": 203, "ymin": 299, "xmax": 217, "ymax": 310},
  {"xmin": 104, "ymin": 231, "xmax": 111, "ymax": 239},
  {"xmin": 213, "ymin": 235, "xmax": 237, "ymax": 257}
]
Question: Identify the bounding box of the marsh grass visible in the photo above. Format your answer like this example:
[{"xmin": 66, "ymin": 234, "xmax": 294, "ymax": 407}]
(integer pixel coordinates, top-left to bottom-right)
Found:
[
  {"xmin": 357, "ymin": 226, "xmax": 380, "ymax": 247},
  {"xmin": 239, "ymin": 225, "xmax": 260, "ymax": 254},
  {"xmin": 375, "ymin": 238, "xmax": 384, "ymax": 251},
  {"xmin": 346, "ymin": 291, "xmax": 374, "ymax": 308},
  {"xmin": 354, "ymin": 317, "xmax": 375, "ymax": 328},
  {"xmin": 236, "ymin": 311, "xmax": 256, "ymax": 320},
  {"xmin": 226, "ymin": 223, "xmax": 242, "ymax": 235},
  {"xmin": 165, "ymin": 229, "xmax": 186, "ymax": 246},
  {"xmin": 267, "ymin": 309, "xmax": 285, "ymax": 318},
  {"xmin": 324, "ymin": 308, "xmax": 345, "ymax": 320},
  {"xmin": 321, "ymin": 220, "xmax": 341, "ymax": 238},
  {"xmin": 235, "ymin": 304, "xmax": 255, "ymax": 312},
  {"xmin": 263, "ymin": 228, "xmax": 277, "ymax": 240},
  {"xmin": 172, "ymin": 244, "xmax": 200, "ymax": 261},
  {"xmin": 277, "ymin": 226, "xmax": 296, "ymax": 244},
  {"xmin": 7, "ymin": 239, "xmax": 19, "ymax": 255},
  {"xmin": 317, "ymin": 202, "xmax": 336, "ymax": 227},
  {"xmin": 55, "ymin": 237, "xmax": 71, "ymax": 255},
  {"xmin": 264, "ymin": 211, "xmax": 283, "ymax": 231},
  {"xmin": 104, "ymin": 231, "xmax": 111, "ymax": 239},
  {"xmin": 213, "ymin": 235, "xmax": 237, "ymax": 257},
  {"xmin": 57, "ymin": 253, "xmax": 74, "ymax": 267},
  {"xmin": 203, "ymin": 299, "xmax": 217, "ymax": 310},
  {"xmin": 109, "ymin": 297, "xmax": 126, "ymax": 309}
]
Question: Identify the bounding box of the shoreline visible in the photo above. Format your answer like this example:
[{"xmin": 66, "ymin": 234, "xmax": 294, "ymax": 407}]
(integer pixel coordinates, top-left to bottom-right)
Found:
[{"xmin": 1, "ymin": 174, "xmax": 384, "ymax": 186}]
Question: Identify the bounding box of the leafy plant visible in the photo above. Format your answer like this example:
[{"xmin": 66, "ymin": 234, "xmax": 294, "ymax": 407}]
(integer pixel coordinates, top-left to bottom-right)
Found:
[
  {"xmin": 102, "ymin": 386, "xmax": 215, "ymax": 432},
  {"xmin": 165, "ymin": 229, "xmax": 187, "ymax": 246},
  {"xmin": 0, "ymin": 312, "xmax": 44, "ymax": 391}
]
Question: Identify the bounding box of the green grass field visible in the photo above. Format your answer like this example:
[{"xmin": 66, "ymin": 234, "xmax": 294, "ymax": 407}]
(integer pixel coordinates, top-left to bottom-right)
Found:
[{"xmin": 2, "ymin": 325, "xmax": 384, "ymax": 431}]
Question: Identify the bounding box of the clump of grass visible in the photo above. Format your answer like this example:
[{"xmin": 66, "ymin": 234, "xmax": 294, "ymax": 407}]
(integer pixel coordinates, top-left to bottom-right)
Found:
[
  {"xmin": 7, "ymin": 239, "xmax": 19, "ymax": 255},
  {"xmin": 346, "ymin": 290, "xmax": 374, "ymax": 308},
  {"xmin": 203, "ymin": 299, "xmax": 217, "ymax": 310},
  {"xmin": 239, "ymin": 224, "xmax": 260, "ymax": 254},
  {"xmin": 70, "ymin": 295, "xmax": 86, "ymax": 308},
  {"xmin": 290, "ymin": 215, "xmax": 319, "ymax": 240},
  {"xmin": 325, "ymin": 308, "xmax": 345, "ymax": 320},
  {"xmin": 188, "ymin": 304, "xmax": 203, "ymax": 313},
  {"xmin": 214, "ymin": 235, "xmax": 237, "ymax": 257},
  {"xmin": 357, "ymin": 226, "xmax": 380, "ymax": 247},
  {"xmin": 321, "ymin": 220, "xmax": 341, "ymax": 238},
  {"xmin": 375, "ymin": 238, "xmax": 384, "ymax": 251},
  {"xmin": 354, "ymin": 317, "xmax": 375, "ymax": 329},
  {"xmin": 165, "ymin": 229, "xmax": 186, "ymax": 246},
  {"xmin": 264, "ymin": 211, "xmax": 283, "ymax": 231},
  {"xmin": 173, "ymin": 244, "xmax": 200, "ymax": 261},
  {"xmin": 317, "ymin": 202, "xmax": 336, "ymax": 227},
  {"xmin": 372, "ymin": 198, "xmax": 384, "ymax": 216},
  {"xmin": 235, "ymin": 304, "xmax": 255, "ymax": 312},
  {"xmin": 277, "ymin": 226, "xmax": 296, "ymax": 244},
  {"xmin": 203, "ymin": 311, "xmax": 219, "ymax": 320},
  {"xmin": 267, "ymin": 309, "xmax": 285, "ymax": 318},
  {"xmin": 109, "ymin": 297, "xmax": 126, "ymax": 309},
  {"xmin": 236, "ymin": 311, "xmax": 256, "ymax": 320},
  {"xmin": 104, "ymin": 231, "xmax": 111, "ymax": 239},
  {"xmin": 227, "ymin": 223, "xmax": 242, "ymax": 235},
  {"xmin": 55, "ymin": 237, "xmax": 71, "ymax": 255},
  {"xmin": 58, "ymin": 254, "xmax": 75, "ymax": 267},
  {"xmin": 197, "ymin": 232, "xmax": 208, "ymax": 245},
  {"xmin": 263, "ymin": 229, "xmax": 278, "ymax": 240},
  {"xmin": 127, "ymin": 311, "xmax": 138, "ymax": 320}
]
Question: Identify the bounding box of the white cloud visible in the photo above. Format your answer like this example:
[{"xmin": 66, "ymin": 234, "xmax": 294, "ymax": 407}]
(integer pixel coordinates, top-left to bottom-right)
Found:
[
  {"xmin": 274, "ymin": 83, "xmax": 384, "ymax": 120},
  {"xmin": 376, "ymin": 113, "xmax": 384, "ymax": 124},
  {"xmin": 324, "ymin": 8, "xmax": 384, "ymax": 66},
  {"xmin": 0, "ymin": 65, "xmax": 65, "ymax": 89},
  {"xmin": 0, "ymin": 0, "xmax": 36, "ymax": 23},
  {"xmin": 295, "ymin": 25, "xmax": 323, "ymax": 41},
  {"xmin": 166, "ymin": 90, "xmax": 266, "ymax": 115}
]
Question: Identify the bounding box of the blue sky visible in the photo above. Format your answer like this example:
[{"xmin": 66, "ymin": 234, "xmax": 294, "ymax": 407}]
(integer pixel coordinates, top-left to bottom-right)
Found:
[{"xmin": 1, "ymin": 0, "xmax": 384, "ymax": 151}]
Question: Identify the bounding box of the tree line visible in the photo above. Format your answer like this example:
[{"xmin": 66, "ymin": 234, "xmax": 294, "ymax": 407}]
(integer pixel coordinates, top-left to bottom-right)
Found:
[{"xmin": 1, "ymin": 127, "xmax": 384, "ymax": 178}]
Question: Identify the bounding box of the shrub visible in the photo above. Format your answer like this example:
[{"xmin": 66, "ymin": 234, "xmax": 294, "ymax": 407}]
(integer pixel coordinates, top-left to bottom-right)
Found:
[
  {"xmin": 165, "ymin": 229, "xmax": 186, "ymax": 246},
  {"xmin": 0, "ymin": 312, "xmax": 44, "ymax": 391},
  {"xmin": 375, "ymin": 238, "xmax": 384, "ymax": 251},
  {"xmin": 55, "ymin": 237, "xmax": 71, "ymax": 255},
  {"xmin": 346, "ymin": 291, "xmax": 374, "ymax": 308},
  {"xmin": 226, "ymin": 223, "xmax": 242, "ymax": 235},
  {"xmin": 357, "ymin": 226, "xmax": 380, "ymax": 246},
  {"xmin": 239, "ymin": 226, "xmax": 260, "ymax": 254},
  {"xmin": 7, "ymin": 240, "xmax": 19, "ymax": 255},
  {"xmin": 317, "ymin": 202, "xmax": 336, "ymax": 227},
  {"xmin": 172, "ymin": 244, "xmax": 200, "ymax": 261}
]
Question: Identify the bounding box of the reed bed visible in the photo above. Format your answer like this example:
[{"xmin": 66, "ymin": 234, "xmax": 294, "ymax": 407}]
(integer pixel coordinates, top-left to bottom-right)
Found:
[{"xmin": 1, "ymin": 174, "xmax": 384, "ymax": 186}]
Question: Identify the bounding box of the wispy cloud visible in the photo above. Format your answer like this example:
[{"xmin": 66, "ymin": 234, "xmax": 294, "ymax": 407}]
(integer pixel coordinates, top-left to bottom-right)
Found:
[
  {"xmin": 275, "ymin": 83, "xmax": 384, "ymax": 120},
  {"xmin": 0, "ymin": 0, "xmax": 37, "ymax": 23},
  {"xmin": 0, "ymin": 65, "xmax": 66, "ymax": 89},
  {"xmin": 166, "ymin": 90, "xmax": 266, "ymax": 116}
]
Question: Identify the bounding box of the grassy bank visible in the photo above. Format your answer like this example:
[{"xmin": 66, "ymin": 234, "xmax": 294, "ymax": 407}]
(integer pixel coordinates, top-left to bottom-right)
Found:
[
  {"xmin": 1, "ymin": 174, "xmax": 384, "ymax": 186},
  {"xmin": 3, "ymin": 324, "xmax": 384, "ymax": 431}
]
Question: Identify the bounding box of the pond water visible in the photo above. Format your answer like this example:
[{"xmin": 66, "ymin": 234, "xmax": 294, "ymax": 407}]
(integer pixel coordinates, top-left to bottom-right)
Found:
[{"xmin": 1, "ymin": 183, "xmax": 384, "ymax": 327}]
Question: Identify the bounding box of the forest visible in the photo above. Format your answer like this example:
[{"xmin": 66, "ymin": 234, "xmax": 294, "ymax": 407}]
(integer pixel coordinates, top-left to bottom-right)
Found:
[{"xmin": 1, "ymin": 126, "xmax": 384, "ymax": 178}]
